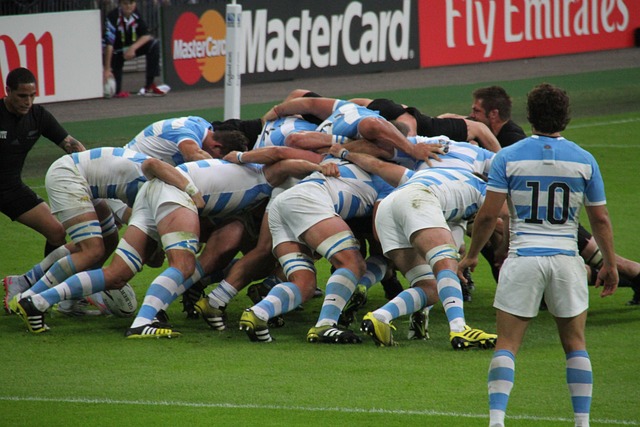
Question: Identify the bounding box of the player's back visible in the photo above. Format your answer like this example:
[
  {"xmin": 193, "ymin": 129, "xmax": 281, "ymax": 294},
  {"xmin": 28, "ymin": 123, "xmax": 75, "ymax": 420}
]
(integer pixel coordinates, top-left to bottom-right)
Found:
[
  {"xmin": 300, "ymin": 156, "xmax": 380, "ymax": 220},
  {"xmin": 71, "ymin": 147, "xmax": 149, "ymax": 205},
  {"xmin": 402, "ymin": 167, "xmax": 487, "ymax": 223},
  {"xmin": 316, "ymin": 100, "xmax": 382, "ymax": 137},
  {"xmin": 177, "ymin": 159, "xmax": 272, "ymax": 218},
  {"xmin": 393, "ymin": 136, "xmax": 494, "ymax": 175},
  {"xmin": 125, "ymin": 116, "xmax": 210, "ymax": 165},
  {"xmin": 253, "ymin": 117, "xmax": 317, "ymax": 150},
  {"xmin": 491, "ymin": 135, "xmax": 605, "ymax": 256}
]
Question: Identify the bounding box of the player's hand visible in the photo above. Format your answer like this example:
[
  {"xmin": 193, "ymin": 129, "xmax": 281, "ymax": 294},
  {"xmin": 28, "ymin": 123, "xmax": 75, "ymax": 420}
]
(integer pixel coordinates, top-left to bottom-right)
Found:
[
  {"xmin": 595, "ymin": 264, "xmax": 619, "ymax": 297},
  {"xmin": 320, "ymin": 162, "xmax": 340, "ymax": 177},
  {"xmin": 457, "ymin": 255, "xmax": 478, "ymax": 284},
  {"xmin": 262, "ymin": 105, "xmax": 280, "ymax": 122},
  {"xmin": 328, "ymin": 144, "xmax": 345, "ymax": 158},
  {"xmin": 223, "ymin": 150, "xmax": 242, "ymax": 163},
  {"xmin": 412, "ymin": 143, "xmax": 444, "ymax": 167}
]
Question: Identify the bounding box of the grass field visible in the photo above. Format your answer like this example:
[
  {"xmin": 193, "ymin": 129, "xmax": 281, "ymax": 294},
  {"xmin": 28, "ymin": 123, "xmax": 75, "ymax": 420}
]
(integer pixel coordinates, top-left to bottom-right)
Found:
[{"xmin": 1, "ymin": 68, "xmax": 639, "ymax": 426}]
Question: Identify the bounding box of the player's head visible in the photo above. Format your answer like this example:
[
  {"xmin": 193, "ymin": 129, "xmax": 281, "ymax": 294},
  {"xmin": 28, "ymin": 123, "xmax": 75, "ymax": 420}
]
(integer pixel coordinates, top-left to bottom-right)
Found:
[
  {"xmin": 526, "ymin": 83, "xmax": 571, "ymax": 134},
  {"xmin": 119, "ymin": 0, "xmax": 136, "ymax": 17},
  {"xmin": 204, "ymin": 130, "xmax": 249, "ymax": 158},
  {"xmin": 4, "ymin": 67, "xmax": 37, "ymax": 116},
  {"xmin": 471, "ymin": 86, "xmax": 512, "ymax": 124}
]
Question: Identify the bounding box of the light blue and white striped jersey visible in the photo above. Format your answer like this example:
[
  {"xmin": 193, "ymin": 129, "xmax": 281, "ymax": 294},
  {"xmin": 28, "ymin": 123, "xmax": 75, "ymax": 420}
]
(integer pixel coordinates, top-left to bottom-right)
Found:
[
  {"xmin": 71, "ymin": 147, "xmax": 151, "ymax": 207},
  {"xmin": 177, "ymin": 159, "xmax": 273, "ymax": 219},
  {"xmin": 400, "ymin": 167, "xmax": 487, "ymax": 223},
  {"xmin": 392, "ymin": 135, "xmax": 495, "ymax": 175},
  {"xmin": 315, "ymin": 99, "xmax": 383, "ymax": 138},
  {"xmin": 299, "ymin": 156, "xmax": 389, "ymax": 220},
  {"xmin": 125, "ymin": 116, "xmax": 212, "ymax": 166},
  {"xmin": 253, "ymin": 116, "xmax": 318, "ymax": 150},
  {"xmin": 488, "ymin": 135, "xmax": 606, "ymax": 256}
]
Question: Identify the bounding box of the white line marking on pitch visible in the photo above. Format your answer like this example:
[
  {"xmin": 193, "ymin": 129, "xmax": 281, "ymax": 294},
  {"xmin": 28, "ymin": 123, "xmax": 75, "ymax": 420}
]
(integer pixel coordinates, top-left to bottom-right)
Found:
[
  {"xmin": 570, "ymin": 117, "xmax": 640, "ymax": 129},
  {"xmin": 0, "ymin": 396, "xmax": 638, "ymax": 425}
]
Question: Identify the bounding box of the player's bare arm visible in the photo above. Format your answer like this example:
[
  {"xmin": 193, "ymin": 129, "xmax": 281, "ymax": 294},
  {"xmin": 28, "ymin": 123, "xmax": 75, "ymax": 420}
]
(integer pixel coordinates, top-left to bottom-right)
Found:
[{"xmin": 60, "ymin": 135, "xmax": 86, "ymax": 153}]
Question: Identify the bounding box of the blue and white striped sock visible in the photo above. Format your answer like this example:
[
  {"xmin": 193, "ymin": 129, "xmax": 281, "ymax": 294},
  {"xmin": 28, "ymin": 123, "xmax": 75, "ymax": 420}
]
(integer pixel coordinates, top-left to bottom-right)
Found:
[
  {"xmin": 566, "ymin": 350, "xmax": 592, "ymax": 427},
  {"xmin": 175, "ymin": 261, "xmax": 205, "ymax": 299},
  {"xmin": 316, "ymin": 268, "xmax": 358, "ymax": 327},
  {"xmin": 24, "ymin": 245, "xmax": 72, "ymax": 286},
  {"xmin": 31, "ymin": 269, "xmax": 106, "ymax": 312},
  {"xmin": 372, "ymin": 287, "xmax": 426, "ymax": 323},
  {"xmin": 24, "ymin": 255, "xmax": 77, "ymax": 296},
  {"xmin": 252, "ymin": 282, "xmax": 302, "ymax": 322},
  {"xmin": 208, "ymin": 279, "xmax": 239, "ymax": 309},
  {"xmin": 131, "ymin": 267, "xmax": 184, "ymax": 328},
  {"xmin": 359, "ymin": 255, "xmax": 387, "ymax": 290},
  {"xmin": 436, "ymin": 269, "xmax": 465, "ymax": 332},
  {"xmin": 488, "ymin": 349, "xmax": 515, "ymax": 427}
]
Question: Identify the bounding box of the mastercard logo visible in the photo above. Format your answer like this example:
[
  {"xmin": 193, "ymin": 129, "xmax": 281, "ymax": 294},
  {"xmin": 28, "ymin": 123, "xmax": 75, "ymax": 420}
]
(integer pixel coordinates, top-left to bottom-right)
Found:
[{"xmin": 171, "ymin": 10, "xmax": 226, "ymax": 85}]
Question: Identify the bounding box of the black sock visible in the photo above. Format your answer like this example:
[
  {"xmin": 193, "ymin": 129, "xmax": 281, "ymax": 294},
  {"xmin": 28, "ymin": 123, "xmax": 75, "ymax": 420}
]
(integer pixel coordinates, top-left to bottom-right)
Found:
[{"xmin": 44, "ymin": 241, "xmax": 59, "ymax": 257}]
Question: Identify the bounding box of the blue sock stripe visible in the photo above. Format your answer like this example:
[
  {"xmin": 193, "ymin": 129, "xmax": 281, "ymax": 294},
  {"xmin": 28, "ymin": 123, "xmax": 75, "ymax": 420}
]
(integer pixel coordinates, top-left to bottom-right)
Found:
[
  {"xmin": 438, "ymin": 283, "xmax": 463, "ymax": 301},
  {"xmin": 410, "ymin": 287, "xmax": 428, "ymax": 308},
  {"xmin": 360, "ymin": 256, "xmax": 386, "ymax": 287},
  {"xmin": 489, "ymin": 393, "xmax": 510, "ymax": 411},
  {"xmin": 571, "ymin": 396, "xmax": 591, "ymax": 414},
  {"xmin": 488, "ymin": 367, "xmax": 515, "ymax": 382},
  {"xmin": 436, "ymin": 269, "xmax": 458, "ymax": 281},
  {"xmin": 326, "ymin": 268, "xmax": 358, "ymax": 300},
  {"xmin": 258, "ymin": 282, "xmax": 302, "ymax": 318},
  {"xmin": 567, "ymin": 368, "xmax": 593, "ymax": 384}
]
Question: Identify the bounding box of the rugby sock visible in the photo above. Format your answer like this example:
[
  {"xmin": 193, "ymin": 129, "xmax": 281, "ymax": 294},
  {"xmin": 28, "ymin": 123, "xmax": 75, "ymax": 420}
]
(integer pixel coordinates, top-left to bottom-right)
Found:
[
  {"xmin": 358, "ymin": 255, "xmax": 387, "ymax": 291},
  {"xmin": 315, "ymin": 267, "xmax": 358, "ymax": 327},
  {"xmin": 23, "ymin": 255, "xmax": 77, "ymax": 297},
  {"xmin": 131, "ymin": 267, "xmax": 183, "ymax": 328},
  {"xmin": 372, "ymin": 287, "xmax": 426, "ymax": 324},
  {"xmin": 488, "ymin": 349, "xmax": 515, "ymax": 427},
  {"xmin": 44, "ymin": 241, "xmax": 59, "ymax": 257},
  {"xmin": 566, "ymin": 350, "xmax": 592, "ymax": 427},
  {"xmin": 24, "ymin": 245, "xmax": 72, "ymax": 286},
  {"xmin": 252, "ymin": 282, "xmax": 302, "ymax": 322},
  {"xmin": 31, "ymin": 269, "xmax": 106, "ymax": 312},
  {"xmin": 436, "ymin": 269, "xmax": 466, "ymax": 332},
  {"xmin": 207, "ymin": 279, "xmax": 238, "ymax": 309},
  {"xmin": 175, "ymin": 261, "xmax": 205, "ymax": 299}
]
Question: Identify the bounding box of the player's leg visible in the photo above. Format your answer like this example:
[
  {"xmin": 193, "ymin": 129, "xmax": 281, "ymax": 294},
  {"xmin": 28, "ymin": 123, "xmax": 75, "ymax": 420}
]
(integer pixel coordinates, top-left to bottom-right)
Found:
[
  {"xmin": 240, "ymin": 241, "xmax": 312, "ymax": 342},
  {"xmin": 15, "ymin": 201, "xmax": 66, "ymax": 249},
  {"xmin": 360, "ymin": 249, "xmax": 430, "ymax": 346},
  {"xmin": 555, "ymin": 312, "xmax": 591, "ymax": 427},
  {"xmin": 20, "ymin": 210, "xmax": 106, "ymax": 300},
  {"xmin": 126, "ymin": 205, "xmax": 200, "ymax": 338},
  {"xmin": 13, "ymin": 227, "xmax": 146, "ymax": 334},
  {"xmin": 191, "ymin": 219, "xmax": 247, "ymax": 329},
  {"xmin": 302, "ymin": 217, "xmax": 365, "ymax": 343},
  {"xmin": 488, "ymin": 309, "xmax": 529, "ymax": 427}
]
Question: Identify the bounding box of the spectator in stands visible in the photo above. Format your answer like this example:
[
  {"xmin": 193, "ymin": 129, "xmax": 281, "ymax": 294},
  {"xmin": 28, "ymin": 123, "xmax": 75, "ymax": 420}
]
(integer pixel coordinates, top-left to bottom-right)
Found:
[{"xmin": 103, "ymin": 0, "xmax": 169, "ymax": 98}]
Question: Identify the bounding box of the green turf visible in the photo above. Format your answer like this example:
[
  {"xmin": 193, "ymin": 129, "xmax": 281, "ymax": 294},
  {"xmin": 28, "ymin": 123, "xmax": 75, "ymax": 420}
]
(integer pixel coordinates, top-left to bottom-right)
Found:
[{"xmin": 1, "ymin": 68, "xmax": 639, "ymax": 426}]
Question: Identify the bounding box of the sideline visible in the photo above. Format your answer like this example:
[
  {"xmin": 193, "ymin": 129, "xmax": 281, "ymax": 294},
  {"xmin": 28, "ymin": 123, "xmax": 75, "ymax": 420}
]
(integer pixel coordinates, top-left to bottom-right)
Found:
[{"xmin": 1, "ymin": 395, "xmax": 638, "ymax": 425}]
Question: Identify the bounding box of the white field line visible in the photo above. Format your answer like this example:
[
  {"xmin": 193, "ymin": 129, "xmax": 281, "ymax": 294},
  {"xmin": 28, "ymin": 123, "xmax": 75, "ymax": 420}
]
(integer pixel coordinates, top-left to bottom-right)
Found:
[{"xmin": 0, "ymin": 396, "xmax": 638, "ymax": 425}]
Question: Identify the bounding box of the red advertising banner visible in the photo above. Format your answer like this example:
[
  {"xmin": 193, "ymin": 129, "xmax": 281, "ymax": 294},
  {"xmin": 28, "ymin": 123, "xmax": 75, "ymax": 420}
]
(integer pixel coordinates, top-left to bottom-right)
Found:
[{"xmin": 418, "ymin": 0, "xmax": 640, "ymax": 67}]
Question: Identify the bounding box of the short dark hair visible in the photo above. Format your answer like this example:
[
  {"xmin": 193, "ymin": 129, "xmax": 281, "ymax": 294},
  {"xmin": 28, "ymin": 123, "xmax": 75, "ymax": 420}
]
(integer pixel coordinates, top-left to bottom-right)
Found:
[
  {"xmin": 526, "ymin": 83, "xmax": 571, "ymax": 133},
  {"xmin": 473, "ymin": 86, "xmax": 512, "ymax": 121},
  {"xmin": 214, "ymin": 130, "xmax": 249, "ymax": 155},
  {"xmin": 5, "ymin": 67, "xmax": 36, "ymax": 90}
]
